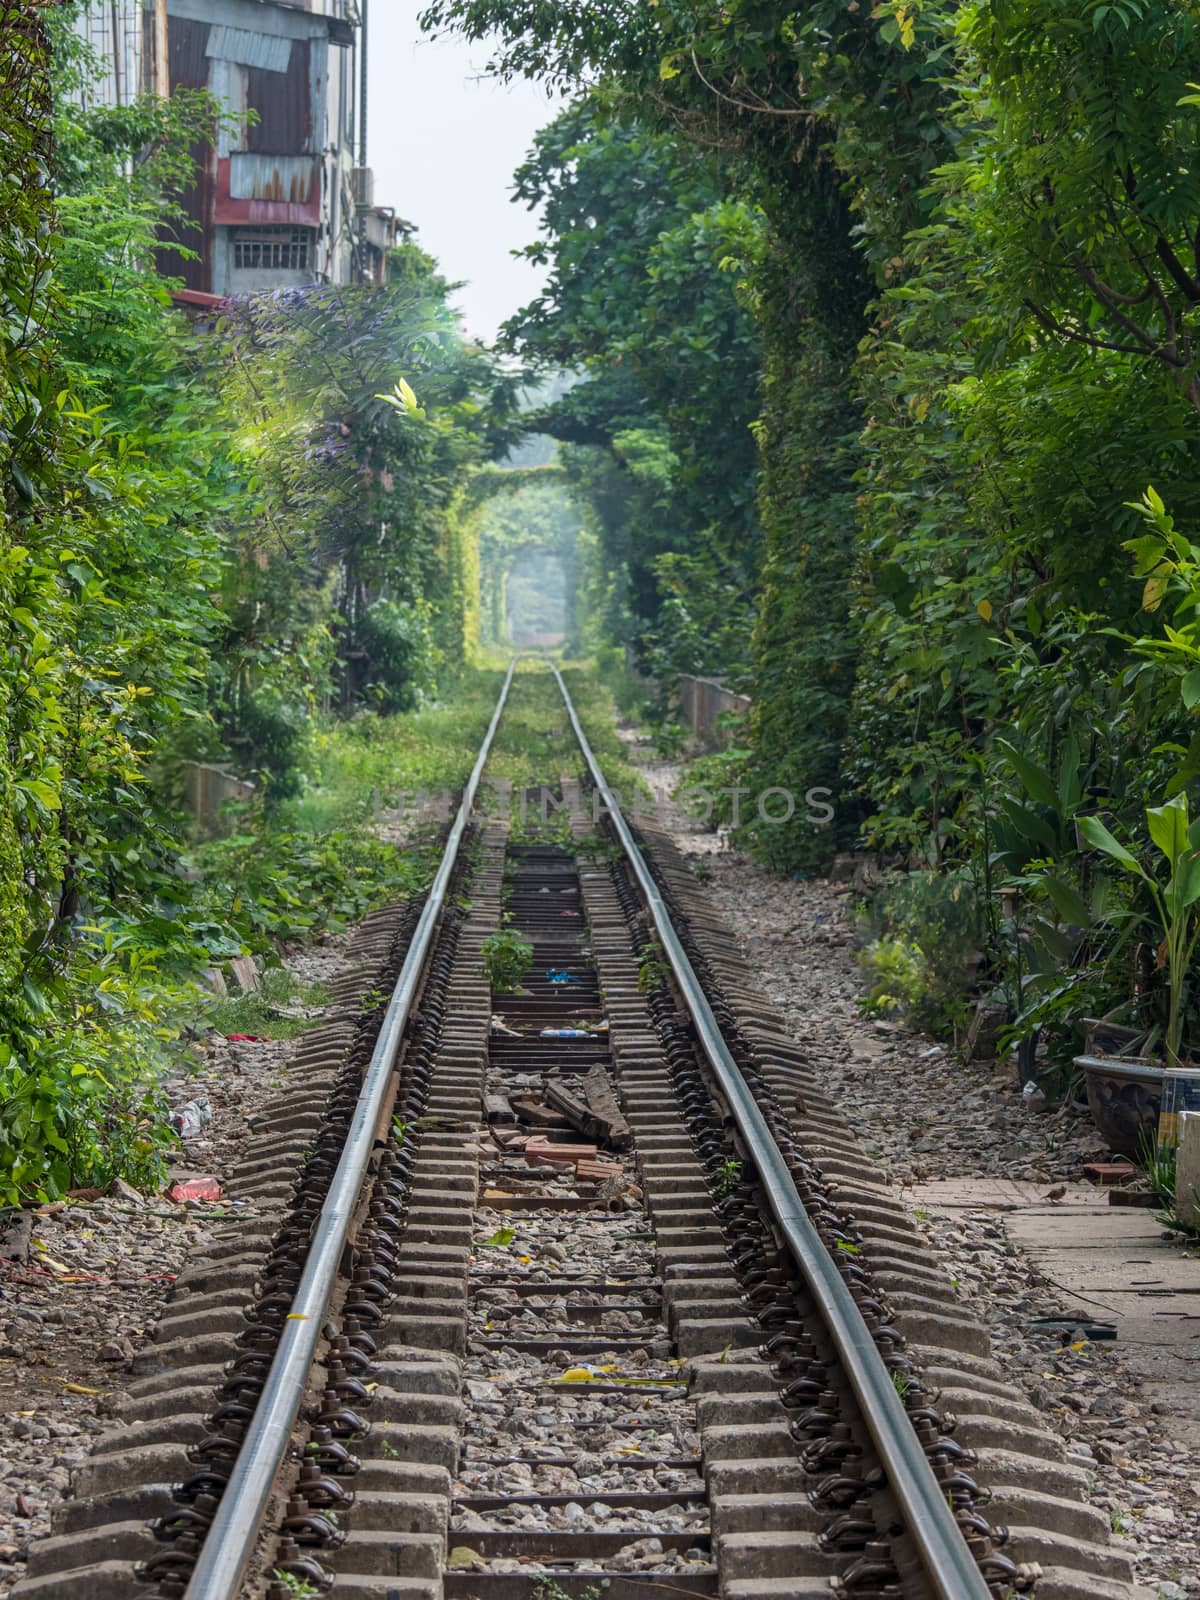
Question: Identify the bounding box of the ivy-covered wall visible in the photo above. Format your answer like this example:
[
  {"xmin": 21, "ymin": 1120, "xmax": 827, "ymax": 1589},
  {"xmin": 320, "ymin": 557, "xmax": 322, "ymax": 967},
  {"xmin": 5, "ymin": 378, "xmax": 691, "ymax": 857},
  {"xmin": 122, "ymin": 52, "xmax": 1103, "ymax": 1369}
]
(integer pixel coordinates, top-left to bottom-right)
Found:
[
  {"xmin": 0, "ymin": 5, "xmax": 52, "ymax": 986},
  {"xmin": 0, "ymin": 4, "xmax": 526, "ymax": 1201}
]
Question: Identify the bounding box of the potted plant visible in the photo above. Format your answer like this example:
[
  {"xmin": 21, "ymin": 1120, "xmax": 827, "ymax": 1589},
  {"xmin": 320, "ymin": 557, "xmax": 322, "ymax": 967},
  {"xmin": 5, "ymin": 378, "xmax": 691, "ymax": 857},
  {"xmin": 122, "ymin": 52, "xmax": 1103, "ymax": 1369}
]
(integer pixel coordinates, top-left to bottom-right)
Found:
[{"xmin": 1074, "ymin": 793, "xmax": 1200, "ymax": 1155}]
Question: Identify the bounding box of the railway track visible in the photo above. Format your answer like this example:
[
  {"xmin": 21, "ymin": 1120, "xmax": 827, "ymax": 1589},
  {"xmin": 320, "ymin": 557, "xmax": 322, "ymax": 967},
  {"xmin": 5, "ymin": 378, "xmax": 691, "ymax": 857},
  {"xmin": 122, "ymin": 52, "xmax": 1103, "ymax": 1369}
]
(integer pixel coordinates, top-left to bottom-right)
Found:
[{"xmin": 12, "ymin": 664, "xmax": 1139, "ymax": 1600}]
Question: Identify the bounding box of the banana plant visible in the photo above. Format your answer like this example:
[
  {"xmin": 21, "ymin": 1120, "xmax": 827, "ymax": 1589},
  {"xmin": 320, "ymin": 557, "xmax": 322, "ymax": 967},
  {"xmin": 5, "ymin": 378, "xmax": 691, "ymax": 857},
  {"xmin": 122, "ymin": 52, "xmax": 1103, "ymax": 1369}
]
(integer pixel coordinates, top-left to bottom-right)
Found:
[{"xmin": 1079, "ymin": 793, "xmax": 1200, "ymax": 1070}]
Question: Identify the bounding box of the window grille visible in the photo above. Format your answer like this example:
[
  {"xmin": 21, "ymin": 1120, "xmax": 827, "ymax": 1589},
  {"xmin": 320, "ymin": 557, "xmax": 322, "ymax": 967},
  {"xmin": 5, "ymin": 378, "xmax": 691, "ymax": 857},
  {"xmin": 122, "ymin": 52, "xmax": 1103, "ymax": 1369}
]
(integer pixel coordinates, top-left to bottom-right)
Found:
[{"xmin": 232, "ymin": 229, "xmax": 312, "ymax": 271}]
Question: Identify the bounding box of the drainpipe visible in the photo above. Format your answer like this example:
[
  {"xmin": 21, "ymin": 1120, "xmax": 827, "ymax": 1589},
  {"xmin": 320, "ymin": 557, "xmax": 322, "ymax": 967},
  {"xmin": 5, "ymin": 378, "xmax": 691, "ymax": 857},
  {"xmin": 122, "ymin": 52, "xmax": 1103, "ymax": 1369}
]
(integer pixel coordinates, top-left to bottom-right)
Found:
[
  {"xmin": 153, "ymin": 0, "xmax": 169, "ymax": 97},
  {"xmin": 357, "ymin": 0, "xmax": 370, "ymax": 280},
  {"xmin": 358, "ymin": 0, "xmax": 368, "ymax": 169},
  {"xmin": 110, "ymin": 0, "xmax": 122, "ymax": 104}
]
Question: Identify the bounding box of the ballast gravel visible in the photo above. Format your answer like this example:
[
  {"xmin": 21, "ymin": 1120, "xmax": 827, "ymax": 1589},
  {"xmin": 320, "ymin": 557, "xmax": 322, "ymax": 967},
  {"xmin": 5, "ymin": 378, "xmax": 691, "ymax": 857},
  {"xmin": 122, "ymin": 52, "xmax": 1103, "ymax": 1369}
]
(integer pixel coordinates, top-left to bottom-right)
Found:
[
  {"xmin": 917, "ymin": 1202, "xmax": 1200, "ymax": 1599},
  {"xmin": 0, "ymin": 929, "xmax": 353, "ymax": 1592},
  {"xmin": 639, "ymin": 760, "xmax": 1198, "ymax": 1600},
  {"xmin": 452, "ymin": 1188, "xmax": 714, "ymax": 1580}
]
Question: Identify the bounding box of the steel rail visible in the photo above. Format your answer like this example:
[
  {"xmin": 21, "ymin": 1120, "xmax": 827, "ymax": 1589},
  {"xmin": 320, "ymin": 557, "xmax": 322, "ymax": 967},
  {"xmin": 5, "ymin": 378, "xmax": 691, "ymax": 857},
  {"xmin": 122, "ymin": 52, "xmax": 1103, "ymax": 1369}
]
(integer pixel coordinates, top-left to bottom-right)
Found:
[
  {"xmin": 551, "ymin": 664, "xmax": 993, "ymax": 1600},
  {"xmin": 182, "ymin": 659, "xmax": 517, "ymax": 1600}
]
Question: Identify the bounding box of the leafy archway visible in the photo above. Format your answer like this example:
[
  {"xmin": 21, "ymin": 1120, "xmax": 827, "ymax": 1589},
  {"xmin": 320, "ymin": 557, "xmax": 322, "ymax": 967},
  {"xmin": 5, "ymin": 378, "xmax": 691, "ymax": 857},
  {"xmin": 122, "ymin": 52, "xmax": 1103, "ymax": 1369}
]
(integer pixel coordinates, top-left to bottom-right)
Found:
[
  {"xmin": 454, "ymin": 464, "xmax": 584, "ymax": 654},
  {"xmin": 506, "ymin": 547, "xmax": 567, "ymax": 645}
]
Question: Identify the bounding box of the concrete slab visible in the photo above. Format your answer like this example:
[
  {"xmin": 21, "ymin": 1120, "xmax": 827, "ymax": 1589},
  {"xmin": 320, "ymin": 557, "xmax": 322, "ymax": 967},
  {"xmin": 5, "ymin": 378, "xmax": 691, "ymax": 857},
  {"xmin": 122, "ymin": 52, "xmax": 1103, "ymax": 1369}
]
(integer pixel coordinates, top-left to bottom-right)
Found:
[
  {"xmin": 910, "ymin": 1177, "xmax": 1100, "ymax": 1211},
  {"xmin": 911, "ymin": 1177, "xmax": 1200, "ymax": 1450}
]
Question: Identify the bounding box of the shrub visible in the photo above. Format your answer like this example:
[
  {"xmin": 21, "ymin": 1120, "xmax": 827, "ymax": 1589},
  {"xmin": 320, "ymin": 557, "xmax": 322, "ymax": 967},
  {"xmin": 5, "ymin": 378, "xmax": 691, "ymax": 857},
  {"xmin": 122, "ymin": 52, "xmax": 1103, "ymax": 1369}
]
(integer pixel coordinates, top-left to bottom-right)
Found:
[
  {"xmin": 858, "ymin": 936, "xmax": 927, "ymax": 1019},
  {"xmin": 0, "ymin": 943, "xmax": 181, "ymax": 1204},
  {"xmin": 860, "ymin": 870, "xmax": 982, "ymax": 1039},
  {"xmin": 482, "ymin": 928, "xmax": 533, "ymax": 992},
  {"xmin": 356, "ymin": 598, "xmax": 439, "ymax": 714}
]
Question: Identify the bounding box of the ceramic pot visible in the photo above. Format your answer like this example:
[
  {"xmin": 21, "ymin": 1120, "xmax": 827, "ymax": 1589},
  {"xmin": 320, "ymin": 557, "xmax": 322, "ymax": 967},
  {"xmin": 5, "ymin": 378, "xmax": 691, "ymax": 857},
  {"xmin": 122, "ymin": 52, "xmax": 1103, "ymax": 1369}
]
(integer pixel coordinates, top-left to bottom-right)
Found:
[{"xmin": 1076, "ymin": 1053, "xmax": 1161, "ymax": 1159}]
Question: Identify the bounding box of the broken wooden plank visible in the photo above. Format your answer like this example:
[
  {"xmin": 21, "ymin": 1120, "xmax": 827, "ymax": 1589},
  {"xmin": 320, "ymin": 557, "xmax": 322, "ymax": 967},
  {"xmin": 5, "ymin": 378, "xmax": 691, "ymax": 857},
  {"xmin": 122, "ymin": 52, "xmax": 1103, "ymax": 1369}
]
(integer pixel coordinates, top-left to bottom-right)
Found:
[
  {"xmin": 544, "ymin": 1074, "xmax": 632, "ymax": 1150},
  {"xmin": 513, "ymin": 1095, "xmax": 573, "ymax": 1131},
  {"xmin": 485, "ymin": 1093, "xmax": 516, "ymax": 1125},
  {"xmin": 544, "ymin": 1079, "xmax": 606, "ymax": 1143},
  {"xmin": 583, "ymin": 1065, "xmax": 632, "ymax": 1149}
]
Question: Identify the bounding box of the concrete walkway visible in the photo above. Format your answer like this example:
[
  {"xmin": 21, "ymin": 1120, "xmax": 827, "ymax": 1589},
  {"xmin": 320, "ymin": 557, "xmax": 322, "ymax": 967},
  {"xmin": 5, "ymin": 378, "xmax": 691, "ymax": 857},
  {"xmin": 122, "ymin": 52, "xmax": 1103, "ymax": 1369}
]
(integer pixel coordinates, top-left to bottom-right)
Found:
[{"xmin": 914, "ymin": 1177, "xmax": 1200, "ymax": 1447}]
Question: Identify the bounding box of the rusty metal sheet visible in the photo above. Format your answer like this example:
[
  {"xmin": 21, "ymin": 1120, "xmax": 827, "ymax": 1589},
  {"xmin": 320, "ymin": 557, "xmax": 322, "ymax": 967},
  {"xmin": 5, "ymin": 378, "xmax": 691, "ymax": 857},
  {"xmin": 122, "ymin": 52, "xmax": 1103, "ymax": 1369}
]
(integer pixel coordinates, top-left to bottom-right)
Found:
[
  {"xmin": 214, "ymin": 154, "xmax": 321, "ymax": 227},
  {"xmin": 245, "ymin": 37, "xmax": 312, "ymax": 153},
  {"xmin": 205, "ymin": 24, "xmax": 292, "ymax": 74},
  {"xmin": 160, "ymin": 15, "xmax": 213, "ymax": 291},
  {"xmin": 167, "ymin": 11, "xmax": 208, "ymax": 88},
  {"xmin": 228, "ymin": 152, "xmax": 314, "ymax": 204}
]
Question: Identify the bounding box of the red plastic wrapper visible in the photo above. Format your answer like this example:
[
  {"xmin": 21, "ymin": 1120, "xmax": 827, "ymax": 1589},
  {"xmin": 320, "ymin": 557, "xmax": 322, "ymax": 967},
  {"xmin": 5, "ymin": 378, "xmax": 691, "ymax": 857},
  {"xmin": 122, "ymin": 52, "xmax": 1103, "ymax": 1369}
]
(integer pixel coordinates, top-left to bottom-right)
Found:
[{"xmin": 167, "ymin": 1176, "xmax": 223, "ymax": 1204}]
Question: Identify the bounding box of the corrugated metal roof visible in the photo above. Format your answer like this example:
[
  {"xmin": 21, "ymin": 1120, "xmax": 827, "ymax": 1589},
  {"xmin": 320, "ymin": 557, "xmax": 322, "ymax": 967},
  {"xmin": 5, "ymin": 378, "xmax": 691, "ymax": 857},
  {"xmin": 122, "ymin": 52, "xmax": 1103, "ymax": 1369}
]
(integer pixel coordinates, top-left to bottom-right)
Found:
[
  {"xmin": 206, "ymin": 24, "xmax": 292, "ymax": 73},
  {"xmin": 228, "ymin": 151, "xmax": 316, "ymax": 203}
]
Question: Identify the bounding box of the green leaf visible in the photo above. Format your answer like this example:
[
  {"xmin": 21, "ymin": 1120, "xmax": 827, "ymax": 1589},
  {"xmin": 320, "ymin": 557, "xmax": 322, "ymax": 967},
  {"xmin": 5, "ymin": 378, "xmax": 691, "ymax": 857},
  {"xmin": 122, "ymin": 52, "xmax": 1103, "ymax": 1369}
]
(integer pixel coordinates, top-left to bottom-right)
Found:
[
  {"xmin": 1143, "ymin": 574, "xmax": 1168, "ymax": 612},
  {"xmin": 1057, "ymin": 732, "xmax": 1082, "ymax": 816},
  {"xmin": 479, "ymin": 1226, "xmax": 515, "ymax": 1248},
  {"xmin": 995, "ymin": 739, "xmax": 1057, "ymax": 809},
  {"xmin": 1167, "ymin": 851, "xmax": 1200, "ymax": 917},
  {"xmin": 1039, "ymin": 874, "xmax": 1090, "ymax": 927},
  {"xmin": 1182, "ymin": 668, "xmax": 1200, "ymax": 710},
  {"xmin": 1000, "ymin": 796, "xmax": 1057, "ymax": 853},
  {"xmin": 1146, "ymin": 794, "xmax": 1189, "ymax": 865},
  {"xmin": 1078, "ymin": 815, "xmax": 1144, "ymax": 876},
  {"xmin": 18, "ymin": 778, "xmax": 61, "ymax": 812}
]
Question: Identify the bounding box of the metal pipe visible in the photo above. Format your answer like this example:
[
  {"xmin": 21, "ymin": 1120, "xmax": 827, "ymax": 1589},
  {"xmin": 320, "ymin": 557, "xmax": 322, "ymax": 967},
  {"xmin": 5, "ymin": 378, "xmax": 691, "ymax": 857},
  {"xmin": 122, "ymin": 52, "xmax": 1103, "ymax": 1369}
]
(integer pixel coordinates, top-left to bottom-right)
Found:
[
  {"xmin": 358, "ymin": 0, "xmax": 368, "ymax": 170},
  {"xmin": 550, "ymin": 665, "xmax": 993, "ymax": 1600},
  {"xmin": 182, "ymin": 659, "xmax": 517, "ymax": 1600},
  {"xmin": 110, "ymin": 0, "xmax": 122, "ymax": 106},
  {"xmin": 152, "ymin": 0, "xmax": 169, "ymax": 99}
]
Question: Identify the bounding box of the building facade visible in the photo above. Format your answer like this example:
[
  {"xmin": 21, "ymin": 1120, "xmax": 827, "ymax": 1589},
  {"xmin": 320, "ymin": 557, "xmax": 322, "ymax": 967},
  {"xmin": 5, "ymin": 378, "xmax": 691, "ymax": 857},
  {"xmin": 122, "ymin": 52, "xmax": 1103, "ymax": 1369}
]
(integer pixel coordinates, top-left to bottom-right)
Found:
[
  {"xmin": 69, "ymin": 0, "xmax": 169, "ymax": 108},
  {"xmin": 69, "ymin": 0, "xmax": 394, "ymax": 298}
]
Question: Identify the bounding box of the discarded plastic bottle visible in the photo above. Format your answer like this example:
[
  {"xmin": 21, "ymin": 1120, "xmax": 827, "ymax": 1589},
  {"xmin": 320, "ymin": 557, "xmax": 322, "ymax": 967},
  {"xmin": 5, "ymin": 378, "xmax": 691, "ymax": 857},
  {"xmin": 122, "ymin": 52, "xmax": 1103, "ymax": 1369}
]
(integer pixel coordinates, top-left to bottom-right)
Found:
[{"xmin": 539, "ymin": 1027, "xmax": 595, "ymax": 1039}]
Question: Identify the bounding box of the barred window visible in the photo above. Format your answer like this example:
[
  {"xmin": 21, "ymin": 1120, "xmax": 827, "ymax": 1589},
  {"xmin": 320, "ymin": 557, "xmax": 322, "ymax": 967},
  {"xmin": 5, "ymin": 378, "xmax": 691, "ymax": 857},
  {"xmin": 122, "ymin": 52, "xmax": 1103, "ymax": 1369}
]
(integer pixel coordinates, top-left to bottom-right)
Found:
[{"xmin": 232, "ymin": 228, "xmax": 312, "ymax": 271}]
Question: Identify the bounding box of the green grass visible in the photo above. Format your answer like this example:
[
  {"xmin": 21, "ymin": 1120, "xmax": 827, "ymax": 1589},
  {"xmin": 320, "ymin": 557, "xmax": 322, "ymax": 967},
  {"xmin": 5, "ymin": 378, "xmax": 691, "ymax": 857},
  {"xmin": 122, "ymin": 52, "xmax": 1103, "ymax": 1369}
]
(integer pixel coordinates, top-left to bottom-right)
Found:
[
  {"xmin": 286, "ymin": 667, "xmax": 514, "ymax": 832},
  {"xmin": 281, "ymin": 659, "xmax": 645, "ymax": 832},
  {"xmin": 478, "ymin": 661, "xmax": 645, "ymax": 801},
  {"xmin": 184, "ymin": 826, "xmax": 439, "ymax": 957},
  {"xmin": 198, "ymin": 967, "xmax": 332, "ymax": 1041},
  {"xmin": 560, "ymin": 663, "xmax": 645, "ymax": 796},
  {"xmin": 183, "ymin": 662, "xmax": 645, "ymax": 970},
  {"xmin": 179, "ymin": 669, "xmax": 513, "ymax": 963}
]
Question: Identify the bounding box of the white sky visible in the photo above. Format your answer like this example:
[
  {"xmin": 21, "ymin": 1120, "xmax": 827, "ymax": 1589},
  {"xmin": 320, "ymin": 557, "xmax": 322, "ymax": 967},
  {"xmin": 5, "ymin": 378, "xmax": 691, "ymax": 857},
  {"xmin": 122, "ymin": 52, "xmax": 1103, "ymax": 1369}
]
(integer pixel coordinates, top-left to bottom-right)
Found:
[{"xmin": 367, "ymin": 3, "xmax": 558, "ymax": 343}]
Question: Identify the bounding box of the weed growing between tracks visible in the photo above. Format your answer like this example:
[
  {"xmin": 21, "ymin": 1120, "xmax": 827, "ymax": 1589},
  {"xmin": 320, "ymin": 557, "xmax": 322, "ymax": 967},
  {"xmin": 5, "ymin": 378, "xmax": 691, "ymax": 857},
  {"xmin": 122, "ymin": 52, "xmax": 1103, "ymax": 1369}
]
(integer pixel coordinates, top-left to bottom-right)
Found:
[{"xmin": 478, "ymin": 663, "xmax": 642, "ymax": 803}]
